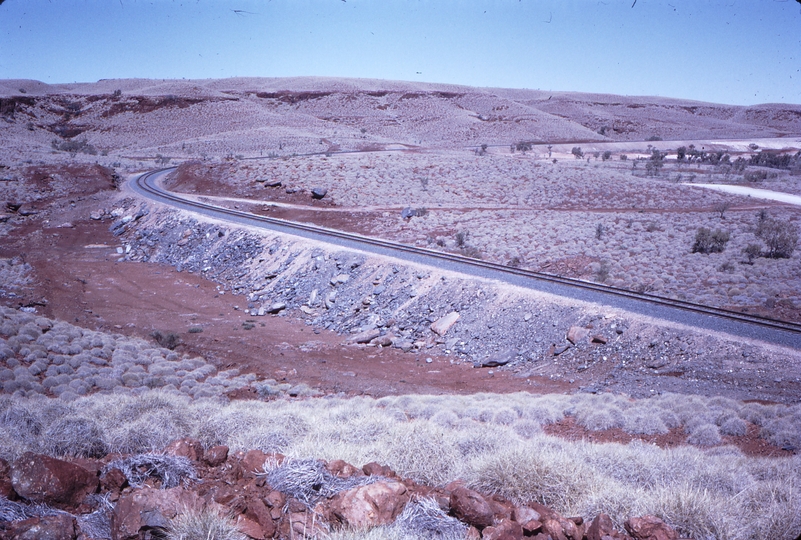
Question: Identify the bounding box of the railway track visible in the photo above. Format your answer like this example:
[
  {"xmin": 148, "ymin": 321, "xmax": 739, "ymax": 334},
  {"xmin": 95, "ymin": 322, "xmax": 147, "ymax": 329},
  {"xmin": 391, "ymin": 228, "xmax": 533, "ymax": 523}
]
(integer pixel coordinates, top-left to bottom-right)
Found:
[{"xmin": 131, "ymin": 167, "xmax": 801, "ymax": 349}]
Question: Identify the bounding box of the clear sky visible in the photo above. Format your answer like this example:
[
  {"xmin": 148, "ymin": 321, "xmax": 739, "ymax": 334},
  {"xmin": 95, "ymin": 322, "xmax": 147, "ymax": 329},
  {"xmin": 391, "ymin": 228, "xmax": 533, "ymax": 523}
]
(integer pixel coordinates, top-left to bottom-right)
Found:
[{"xmin": 1, "ymin": 0, "xmax": 799, "ymax": 105}]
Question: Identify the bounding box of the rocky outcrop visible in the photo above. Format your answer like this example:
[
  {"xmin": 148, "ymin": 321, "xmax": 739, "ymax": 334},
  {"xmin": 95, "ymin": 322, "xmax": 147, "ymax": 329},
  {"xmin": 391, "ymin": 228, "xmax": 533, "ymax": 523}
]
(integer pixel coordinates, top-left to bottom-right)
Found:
[{"xmin": 0, "ymin": 439, "xmax": 685, "ymax": 540}]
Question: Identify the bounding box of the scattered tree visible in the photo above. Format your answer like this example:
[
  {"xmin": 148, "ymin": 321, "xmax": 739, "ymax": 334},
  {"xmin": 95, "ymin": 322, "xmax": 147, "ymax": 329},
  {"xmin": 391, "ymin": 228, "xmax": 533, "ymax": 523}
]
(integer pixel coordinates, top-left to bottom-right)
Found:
[
  {"xmin": 602, "ymin": 150, "xmax": 612, "ymax": 161},
  {"xmin": 571, "ymin": 147, "xmax": 584, "ymax": 159},
  {"xmin": 692, "ymin": 228, "xmax": 730, "ymax": 254},
  {"xmin": 714, "ymin": 201, "xmax": 731, "ymax": 219},
  {"xmin": 756, "ymin": 217, "xmax": 799, "ymax": 258},
  {"xmin": 515, "ymin": 141, "xmax": 533, "ymax": 153}
]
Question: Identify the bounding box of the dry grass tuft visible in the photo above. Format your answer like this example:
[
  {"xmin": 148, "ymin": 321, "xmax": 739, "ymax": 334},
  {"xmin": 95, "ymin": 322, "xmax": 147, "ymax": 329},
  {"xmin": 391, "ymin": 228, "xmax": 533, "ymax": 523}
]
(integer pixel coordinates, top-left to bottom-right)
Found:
[
  {"xmin": 165, "ymin": 506, "xmax": 246, "ymax": 540},
  {"xmin": 105, "ymin": 454, "xmax": 197, "ymax": 489}
]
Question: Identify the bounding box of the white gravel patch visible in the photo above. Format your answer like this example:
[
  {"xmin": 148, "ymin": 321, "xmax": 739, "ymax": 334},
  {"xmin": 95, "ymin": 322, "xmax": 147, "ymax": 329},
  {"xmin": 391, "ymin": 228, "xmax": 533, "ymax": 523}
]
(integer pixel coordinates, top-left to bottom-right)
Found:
[{"xmin": 685, "ymin": 183, "xmax": 801, "ymax": 206}]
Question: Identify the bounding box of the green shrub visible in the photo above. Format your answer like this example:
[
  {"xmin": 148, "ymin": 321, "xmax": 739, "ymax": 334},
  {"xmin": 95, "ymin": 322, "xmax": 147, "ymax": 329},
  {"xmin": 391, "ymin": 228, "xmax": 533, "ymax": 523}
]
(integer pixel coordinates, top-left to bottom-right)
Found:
[
  {"xmin": 692, "ymin": 228, "xmax": 730, "ymax": 254},
  {"xmin": 756, "ymin": 218, "xmax": 798, "ymax": 259}
]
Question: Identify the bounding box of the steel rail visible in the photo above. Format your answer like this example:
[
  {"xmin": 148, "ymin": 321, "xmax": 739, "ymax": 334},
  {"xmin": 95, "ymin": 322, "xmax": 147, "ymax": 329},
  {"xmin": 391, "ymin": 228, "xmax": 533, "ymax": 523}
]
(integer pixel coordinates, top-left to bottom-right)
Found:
[{"xmin": 130, "ymin": 168, "xmax": 801, "ymax": 349}]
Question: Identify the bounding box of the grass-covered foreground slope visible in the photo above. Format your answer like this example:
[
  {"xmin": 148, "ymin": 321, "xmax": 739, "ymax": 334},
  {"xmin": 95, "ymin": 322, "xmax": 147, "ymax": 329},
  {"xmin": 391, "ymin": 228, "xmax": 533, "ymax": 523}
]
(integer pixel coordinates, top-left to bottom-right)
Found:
[{"xmin": 1, "ymin": 389, "xmax": 800, "ymax": 539}]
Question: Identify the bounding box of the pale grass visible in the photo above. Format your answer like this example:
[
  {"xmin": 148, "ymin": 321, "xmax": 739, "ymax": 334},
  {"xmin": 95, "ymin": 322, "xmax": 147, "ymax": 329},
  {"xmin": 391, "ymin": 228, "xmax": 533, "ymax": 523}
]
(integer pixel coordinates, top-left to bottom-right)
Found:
[{"xmin": 1, "ymin": 390, "xmax": 800, "ymax": 539}]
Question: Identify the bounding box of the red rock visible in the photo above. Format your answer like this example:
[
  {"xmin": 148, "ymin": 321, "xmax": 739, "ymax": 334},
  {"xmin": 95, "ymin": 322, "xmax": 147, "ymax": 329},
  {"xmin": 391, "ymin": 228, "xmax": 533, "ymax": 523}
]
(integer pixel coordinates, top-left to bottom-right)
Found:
[
  {"xmin": 542, "ymin": 517, "xmax": 569, "ymax": 540},
  {"xmin": 326, "ymin": 459, "xmax": 363, "ymax": 478},
  {"xmin": 567, "ymin": 326, "xmax": 590, "ymax": 344},
  {"xmin": 164, "ymin": 438, "xmax": 204, "ymax": 462},
  {"xmin": 242, "ymin": 450, "xmax": 284, "ymax": 475},
  {"xmin": 264, "ymin": 490, "xmax": 286, "ymax": 520},
  {"xmin": 466, "ymin": 525, "xmax": 481, "ymax": 540},
  {"xmin": 490, "ymin": 497, "xmax": 513, "ymax": 522},
  {"xmin": 236, "ymin": 514, "xmax": 265, "ymax": 539},
  {"xmin": 587, "ymin": 513, "xmax": 629, "ymax": 540},
  {"xmin": 111, "ymin": 486, "xmax": 203, "ymax": 540},
  {"xmin": 246, "ymin": 497, "xmax": 276, "ymax": 538},
  {"xmin": 205, "ymin": 445, "xmax": 230, "ymax": 467},
  {"xmin": 362, "ymin": 461, "xmax": 390, "ymax": 476},
  {"xmin": 449, "ymin": 486, "xmax": 495, "ymax": 529},
  {"xmin": 522, "ymin": 519, "xmax": 543, "ymax": 534},
  {"xmin": 625, "ymin": 516, "xmax": 678, "ymax": 540},
  {"xmin": 592, "ymin": 335, "xmax": 608, "ymax": 344},
  {"xmin": 482, "ymin": 519, "xmax": 524, "ymax": 540},
  {"xmin": 3, "ymin": 514, "xmax": 78, "ymax": 540},
  {"xmin": 288, "ymin": 511, "xmax": 328, "ymax": 538},
  {"xmin": 242, "ymin": 450, "xmax": 269, "ymax": 475},
  {"xmin": 99, "ymin": 467, "xmax": 127, "ymax": 497},
  {"xmin": 328, "ymin": 480, "xmax": 409, "ymax": 529},
  {"xmin": 512, "ymin": 505, "xmax": 541, "ymax": 524},
  {"xmin": 10, "ymin": 453, "xmax": 98, "ymax": 509},
  {"xmin": 0, "ymin": 457, "xmax": 16, "ymax": 499}
]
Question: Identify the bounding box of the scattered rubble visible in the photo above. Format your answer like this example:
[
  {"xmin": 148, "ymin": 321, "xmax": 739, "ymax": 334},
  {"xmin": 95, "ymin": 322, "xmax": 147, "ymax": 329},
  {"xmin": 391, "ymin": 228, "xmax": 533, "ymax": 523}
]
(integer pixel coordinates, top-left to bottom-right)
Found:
[{"xmin": 0, "ymin": 441, "xmax": 685, "ymax": 540}]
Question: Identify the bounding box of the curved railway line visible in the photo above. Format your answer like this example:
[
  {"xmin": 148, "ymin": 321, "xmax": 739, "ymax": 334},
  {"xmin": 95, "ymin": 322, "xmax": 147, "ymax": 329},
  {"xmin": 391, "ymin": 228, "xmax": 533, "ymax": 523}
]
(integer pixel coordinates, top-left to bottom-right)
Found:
[{"xmin": 131, "ymin": 167, "xmax": 801, "ymax": 350}]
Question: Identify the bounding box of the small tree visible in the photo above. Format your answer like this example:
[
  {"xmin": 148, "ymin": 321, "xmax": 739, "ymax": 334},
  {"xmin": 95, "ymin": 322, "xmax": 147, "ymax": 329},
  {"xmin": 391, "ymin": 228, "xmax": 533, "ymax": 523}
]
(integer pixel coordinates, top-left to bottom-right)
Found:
[
  {"xmin": 756, "ymin": 218, "xmax": 799, "ymax": 258},
  {"xmin": 692, "ymin": 228, "xmax": 730, "ymax": 254},
  {"xmin": 714, "ymin": 201, "xmax": 731, "ymax": 219},
  {"xmin": 676, "ymin": 146, "xmax": 687, "ymax": 161},
  {"xmin": 571, "ymin": 147, "xmax": 584, "ymax": 159},
  {"xmin": 602, "ymin": 150, "xmax": 612, "ymax": 161}
]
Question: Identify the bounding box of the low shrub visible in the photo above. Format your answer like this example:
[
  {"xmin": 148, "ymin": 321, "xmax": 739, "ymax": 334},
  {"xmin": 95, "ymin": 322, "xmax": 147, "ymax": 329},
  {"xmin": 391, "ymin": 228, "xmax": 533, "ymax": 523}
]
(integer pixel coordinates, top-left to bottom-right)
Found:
[{"xmin": 692, "ymin": 228, "xmax": 730, "ymax": 254}]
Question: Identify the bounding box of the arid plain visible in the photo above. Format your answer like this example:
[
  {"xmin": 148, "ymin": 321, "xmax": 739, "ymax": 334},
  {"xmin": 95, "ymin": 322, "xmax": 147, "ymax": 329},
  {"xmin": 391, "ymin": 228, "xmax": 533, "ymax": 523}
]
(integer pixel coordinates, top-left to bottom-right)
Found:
[{"xmin": 1, "ymin": 78, "xmax": 801, "ymax": 540}]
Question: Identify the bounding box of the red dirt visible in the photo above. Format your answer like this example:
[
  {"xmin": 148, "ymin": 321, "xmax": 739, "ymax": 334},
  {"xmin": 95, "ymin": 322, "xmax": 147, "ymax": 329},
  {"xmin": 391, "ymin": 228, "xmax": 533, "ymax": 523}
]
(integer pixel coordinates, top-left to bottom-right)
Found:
[
  {"xmin": 543, "ymin": 416, "xmax": 791, "ymax": 459},
  {"xmin": 0, "ymin": 215, "xmax": 567, "ymax": 399}
]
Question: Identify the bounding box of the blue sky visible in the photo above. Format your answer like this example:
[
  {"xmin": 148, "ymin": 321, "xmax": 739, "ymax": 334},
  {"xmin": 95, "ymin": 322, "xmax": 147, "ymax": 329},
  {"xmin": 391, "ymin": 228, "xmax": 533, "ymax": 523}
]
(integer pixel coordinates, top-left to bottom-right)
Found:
[{"xmin": 1, "ymin": 0, "xmax": 799, "ymax": 105}]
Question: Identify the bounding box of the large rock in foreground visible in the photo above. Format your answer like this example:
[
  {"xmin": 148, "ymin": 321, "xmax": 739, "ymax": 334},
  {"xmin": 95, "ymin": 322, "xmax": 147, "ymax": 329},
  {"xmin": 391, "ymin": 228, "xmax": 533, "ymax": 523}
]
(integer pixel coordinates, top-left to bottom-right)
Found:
[
  {"xmin": 10, "ymin": 453, "xmax": 98, "ymax": 510},
  {"xmin": 328, "ymin": 480, "xmax": 410, "ymax": 530}
]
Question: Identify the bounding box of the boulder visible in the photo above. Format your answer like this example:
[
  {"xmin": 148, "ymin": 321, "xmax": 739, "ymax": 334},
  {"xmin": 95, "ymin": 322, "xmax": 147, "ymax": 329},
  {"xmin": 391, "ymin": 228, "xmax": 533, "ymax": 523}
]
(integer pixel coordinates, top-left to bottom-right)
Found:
[
  {"xmin": 624, "ymin": 516, "xmax": 678, "ymax": 540},
  {"xmin": 482, "ymin": 519, "xmax": 524, "ymax": 540},
  {"xmin": 591, "ymin": 335, "xmax": 608, "ymax": 344},
  {"xmin": 449, "ymin": 486, "xmax": 495, "ymax": 529},
  {"xmin": 235, "ymin": 514, "xmax": 265, "ymax": 539},
  {"xmin": 371, "ymin": 333, "xmax": 394, "ymax": 347},
  {"xmin": 0, "ymin": 457, "xmax": 15, "ymax": 499},
  {"xmin": 111, "ymin": 486, "xmax": 203, "ymax": 540},
  {"xmin": 401, "ymin": 207, "xmax": 415, "ymax": 219},
  {"xmin": 348, "ymin": 328, "xmax": 381, "ymax": 344},
  {"xmin": 246, "ymin": 497, "xmax": 277, "ymax": 538},
  {"xmin": 99, "ymin": 467, "xmax": 127, "ymax": 497},
  {"xmin": 362, "ymin": 462, "xmax": 395, "ymax": 477},
  {"xmin": 566, "ymin": 326, "xmax": 589, "ymax": 345},
  {"xmin": 328, "ymin": 480, "xmax": 409, "ymax": 529},
  {"xmin": 241, "ymin": 450, "xmax": 284, "ymax": 475},
  {"xmin": 587, "ymin": 513, "xmax": 629, "ymax": 540},
  {"xmin": 10, "ymin": 453, "xmax": 98, "ymax": 509},
  {"xmin": 330, "ymin": 274, "xmax": 350, "ymax": 286},
  {"xmin": 326, "ymin": 459, "xmax": 363, "ymax": 479},
  {"xmin": 481, "ymin": 349, "xmax": 515, "ymax": 368},
  {"xmin": 264, "ymin": 180, "xmax": 282, "ymax": 187},
  {"xmin": 430, "ymin": 312, "xmax": 460, "ymax": 336},
  {"xmin": 311, "ymin": 187, "xmax": 328, "ymax": 200},
  {"xmin": 266, "ymin": 302, "xmax": 286, "ymax": 314},
  {"xmin": 204, "ymin": 445, "xmax": 230, "ymax": 467},
  {"xmin": 163, "ymin": 438, "xmax": 204, "ymax": 462},
  {"xmin": 3, "ymin": 514, "xmax": 78, "ymax": 540}
]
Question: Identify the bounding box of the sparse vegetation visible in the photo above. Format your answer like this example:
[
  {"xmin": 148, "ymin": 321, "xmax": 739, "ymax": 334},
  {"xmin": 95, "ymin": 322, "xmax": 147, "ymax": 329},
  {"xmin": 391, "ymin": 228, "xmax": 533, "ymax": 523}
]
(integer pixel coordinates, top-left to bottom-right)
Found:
[
  {"xmin": 571, "ymin": 147, "xmax": 584, "ymax": 159},
  {"xmin": 51, "ymin": 138, "xmax": 97, "ymax": 156},
  {"xmin": 0, "ymin": 390, "xmax": 800, "ymax": 539}
]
